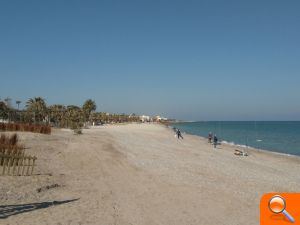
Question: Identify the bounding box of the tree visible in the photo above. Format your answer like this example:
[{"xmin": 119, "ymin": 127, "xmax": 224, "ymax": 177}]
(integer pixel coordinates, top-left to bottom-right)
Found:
[
  {"xmin": 49, "ymin": 104, "xmax": 66, "ymax": 127},
  {"xmin": 82, "ymin": 99, "xmax": 96, "ymax": 123},
  {"xmin": 2, "ymin": 98, "xmax": 15, "ymax": 122},
  {"xmin": 67, "ymin": 105, "xmax": 81, "ymax": 111},
  {"xmin": 16, "ymin": 100, "xmax": 21, "ymax": 110},
  {"xmin": 26, "ymin": 97, "xmax": 47, "ymax": 123},
  {"xmin": 66, "ymin": 105, "xmax": 84, "ymax": 132},
  {"xmin": 0, "ymin": 101, "xmax": 9, "ymax": 120}
]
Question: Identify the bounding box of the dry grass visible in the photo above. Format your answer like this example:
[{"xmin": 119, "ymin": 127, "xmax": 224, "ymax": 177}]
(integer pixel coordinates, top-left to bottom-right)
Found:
[{"xmin": 0, "ymin": 122, "xmax": 51, "ymax": 134}]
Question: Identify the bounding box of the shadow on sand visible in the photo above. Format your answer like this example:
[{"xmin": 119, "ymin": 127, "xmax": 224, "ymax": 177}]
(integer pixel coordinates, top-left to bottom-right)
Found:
[{"xmin": 0, "ymin": 198, "xmax": 79, "ymax": 219}]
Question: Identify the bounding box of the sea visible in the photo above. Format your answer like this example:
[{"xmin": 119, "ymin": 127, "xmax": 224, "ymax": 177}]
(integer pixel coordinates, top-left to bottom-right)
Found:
[{"xmin": 172, "ymin": 121, "xmax": 300, "ymax": 156}]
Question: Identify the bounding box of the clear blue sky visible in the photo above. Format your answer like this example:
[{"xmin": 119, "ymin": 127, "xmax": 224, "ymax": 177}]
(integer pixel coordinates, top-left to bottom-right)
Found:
[{"xmin": 0, "ymin": 0, "xmax": 299, "ymax": 120}]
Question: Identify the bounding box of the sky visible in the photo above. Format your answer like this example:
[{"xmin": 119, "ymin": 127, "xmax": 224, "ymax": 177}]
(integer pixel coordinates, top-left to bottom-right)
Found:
[{"xmin": 0, "ymin": 0, "xmax": 299, "ymax": 121}]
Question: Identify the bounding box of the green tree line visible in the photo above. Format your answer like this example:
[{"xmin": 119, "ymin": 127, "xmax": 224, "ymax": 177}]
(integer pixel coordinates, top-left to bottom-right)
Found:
[{"xmin": 0, "ymin": 97, "xmax": 141, "ymax": 129}]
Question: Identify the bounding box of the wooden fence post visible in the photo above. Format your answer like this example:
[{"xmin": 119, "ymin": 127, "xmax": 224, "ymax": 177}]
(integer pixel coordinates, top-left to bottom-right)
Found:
[
  {"xmin": 7, "ymin": 156, "xmax": 12, "ymax": 175},
  {"xmin": 2, "ymin": 156, "xmax": 7, "ymax": 175},
  {"xmin": 12, "ymin": 156, "xmax": 18, "ymax": 176},
  {"xmin": 0, "ymin": 151, "xmax": 36, "ymax": 176},
  {"xmin": 21, "ymin": 154, "xmax": 26, "ymax": 176},
  {"xmin": 26, "ymin": 157, "xmax": 31, "ymax": 176},
  {"xmin": 17, "ymin": 153, "xmax": 24, "ymax": 176},
  {"xmin": 31, "ymin": 157, "xmax": 36, "ymax": 175}
]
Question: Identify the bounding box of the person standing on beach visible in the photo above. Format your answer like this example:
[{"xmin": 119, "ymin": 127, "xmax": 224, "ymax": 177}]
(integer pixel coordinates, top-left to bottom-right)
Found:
[
  {"xmin": 213, "ymin": 135, "xmax": 218, "ymax": 148},
  {"xmin": 208, "ymin": 132, "xmax": 212, "ymax": 143},
  {"xmin": 176, "ymin": 129, "xmax": 184, "ymax": 139}
]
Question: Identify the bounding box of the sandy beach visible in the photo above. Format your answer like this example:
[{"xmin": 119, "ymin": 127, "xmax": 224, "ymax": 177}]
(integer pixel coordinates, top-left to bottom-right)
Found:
[{"xmin": 1, "ymin": 123, "xmax": 300, "ymax": 225}]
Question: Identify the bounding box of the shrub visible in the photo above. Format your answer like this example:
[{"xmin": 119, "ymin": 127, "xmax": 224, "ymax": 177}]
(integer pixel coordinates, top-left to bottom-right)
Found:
[{"xmin": 74, "ymin": 129, "xmax": 82, "ymax": 135}]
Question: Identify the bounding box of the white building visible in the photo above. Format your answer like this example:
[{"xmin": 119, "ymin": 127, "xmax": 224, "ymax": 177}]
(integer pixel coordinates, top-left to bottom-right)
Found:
[
  {"xmin": 139, "ymin": 115, "xmax": 151, "ymax": 122},
  {"xmin": 153, "ymin": 115, "xmax": 168, "ymax": 122}
]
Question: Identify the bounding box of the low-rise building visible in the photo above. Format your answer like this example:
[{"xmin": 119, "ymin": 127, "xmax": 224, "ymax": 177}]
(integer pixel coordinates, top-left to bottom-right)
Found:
[
  {"xmin": 139, "ymin": 115, "xmax": 151, "ymax": 122},
  {"xmin": 153, "ymin": 115, "xmax": 168, "ymax": 122}
]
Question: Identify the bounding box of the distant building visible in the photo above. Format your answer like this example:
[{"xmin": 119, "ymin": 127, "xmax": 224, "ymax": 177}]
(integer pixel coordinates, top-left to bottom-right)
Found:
[
  {"xmin": 139, "ymin": 115, "xmax": 151, "ymax": 122},
  {"xmin": 129, "ymin": 113, "xmax": 136, "ymax": 118},
  {"xmin": 153, "ymin": 115, "xmax": 168, "ymax": 122}
]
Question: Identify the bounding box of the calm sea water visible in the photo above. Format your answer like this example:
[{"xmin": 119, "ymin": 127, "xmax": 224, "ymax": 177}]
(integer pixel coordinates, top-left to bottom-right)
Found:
[{"xmin": 172, "ymin": 121, "xmax": 300, "ymax": 156}]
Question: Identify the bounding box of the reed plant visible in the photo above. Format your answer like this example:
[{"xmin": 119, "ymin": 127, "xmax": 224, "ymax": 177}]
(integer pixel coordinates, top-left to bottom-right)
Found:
[{"xmin": 0, "ymin": 122, "xmax": 51, "ymax": 134}]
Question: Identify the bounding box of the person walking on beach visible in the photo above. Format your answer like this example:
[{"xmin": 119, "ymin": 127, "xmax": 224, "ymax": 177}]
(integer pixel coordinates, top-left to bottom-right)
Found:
[
  {"xmin": 208, "ymin": 132, "xmax": 212, "ymax": 143},
  {"xmin": 213, "ymin": 135, "xmax": 218, "ymax": 148},
  {"xmin": 176, "ymin": 129, "xmax": 184, "ymax": 139}
]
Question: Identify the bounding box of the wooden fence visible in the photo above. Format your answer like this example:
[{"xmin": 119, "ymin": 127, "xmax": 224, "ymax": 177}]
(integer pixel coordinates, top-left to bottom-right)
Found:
[{"xmin": 0, "ymin": 153, "xmax": 37, "ymax": 176}]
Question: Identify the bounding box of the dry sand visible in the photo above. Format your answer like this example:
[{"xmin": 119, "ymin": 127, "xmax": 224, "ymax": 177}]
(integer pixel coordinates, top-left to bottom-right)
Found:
[{"xmin": 1, "ymin": 123, "xmax": 300, "ymax": 225}]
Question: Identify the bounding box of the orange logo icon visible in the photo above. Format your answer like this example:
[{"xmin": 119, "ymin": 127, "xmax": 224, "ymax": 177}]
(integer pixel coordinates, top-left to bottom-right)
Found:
[{"xmin": 261, "ymin": 193, "xmax": 300, "ymax": 224}]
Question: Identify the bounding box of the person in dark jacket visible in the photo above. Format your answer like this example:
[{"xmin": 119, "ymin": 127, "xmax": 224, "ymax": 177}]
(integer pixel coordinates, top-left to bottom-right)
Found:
[
  {"xmin": 176, "ymin": 129, "xmax": 183, "ymax": 139},
  {"xmin": 213, "ymin": 135, "xmax": 218, "ymax": 148}
]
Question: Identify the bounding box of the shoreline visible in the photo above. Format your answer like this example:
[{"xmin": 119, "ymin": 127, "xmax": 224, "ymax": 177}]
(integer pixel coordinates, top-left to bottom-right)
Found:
[
  {"xmin": 169, "ymin": 123, "xmax": 300, "ymax": 159},
  {"xmin": 193, "ymin": 131, "xmax": 300, "ymax": 159}
]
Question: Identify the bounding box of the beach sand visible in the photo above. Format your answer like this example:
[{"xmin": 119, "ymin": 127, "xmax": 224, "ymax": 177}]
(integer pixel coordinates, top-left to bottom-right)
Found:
[{"xmin": 1, "ymin": 123, "xmax": 300, "ymax": 225}]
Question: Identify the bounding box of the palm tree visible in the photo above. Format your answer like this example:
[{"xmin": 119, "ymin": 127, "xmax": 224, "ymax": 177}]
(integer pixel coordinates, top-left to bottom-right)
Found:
[
  {"xmin": 67, "ymin": 105, "xmax": 81, "ymax": 111},
  {"xmin": 14, "ymin": 100, "xmax": 22, "ymax": 122},
  {"xmin": 16, "ymin": 100, "xmax": 21, "ymax": 110},
  {"xmin": 66, "ymin": 105, "xmax": 84, "ymax": 130},
  {"xmin": 49, "ymin": 104, "xmax": 66, "ymax": 127},
  {"xmin": 82, "ymin": 99, "xmax": 96, "ymax": 123},
  {"xmin": 26, "ymin": 97, "xmax": 47, "ymax": 123},
  {"xmin": 3, "ymin": 97, "xmax": 14, "ymax": 121},
  {"xmin": 0, "ymin": 101, "xmax": 9, "ymax": 120},
  {"xmin": 96, "ymin": 112, "xmax": 107, "ymax": 124}
]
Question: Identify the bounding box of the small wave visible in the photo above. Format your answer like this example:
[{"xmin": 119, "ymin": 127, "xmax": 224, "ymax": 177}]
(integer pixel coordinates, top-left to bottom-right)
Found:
[
  {"xmin": 221, "ymin": 140, "xmax": 235, "ymax": 145},
  {"xmin": 236, "ymin": 144, "xmax": 250, "ymax": 148},
  {"xmin": 221, "ymin": 140, "xmax": 249, "ymax": 149}
]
